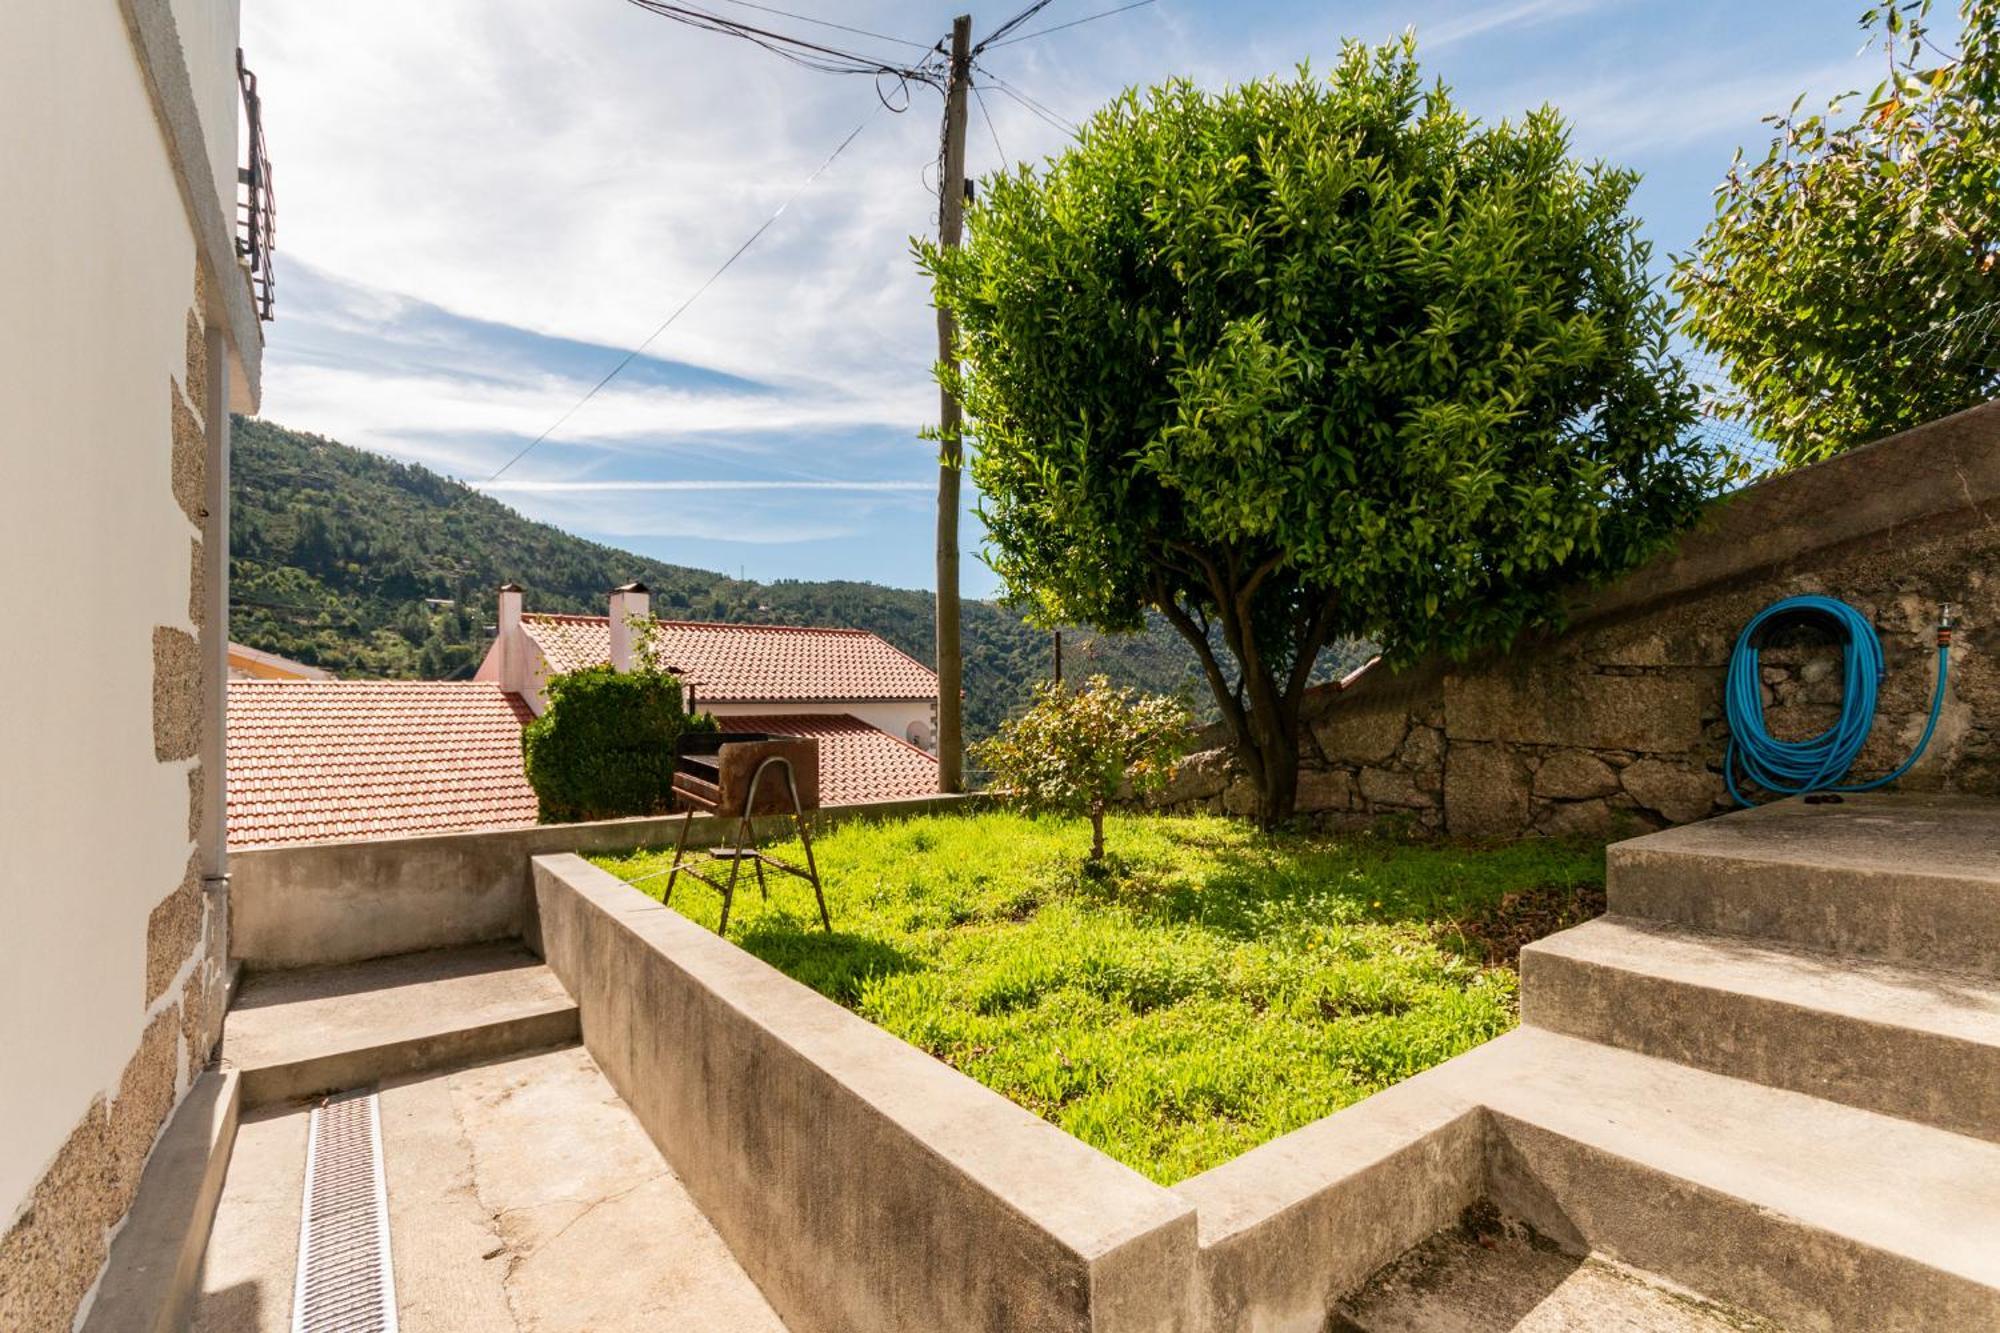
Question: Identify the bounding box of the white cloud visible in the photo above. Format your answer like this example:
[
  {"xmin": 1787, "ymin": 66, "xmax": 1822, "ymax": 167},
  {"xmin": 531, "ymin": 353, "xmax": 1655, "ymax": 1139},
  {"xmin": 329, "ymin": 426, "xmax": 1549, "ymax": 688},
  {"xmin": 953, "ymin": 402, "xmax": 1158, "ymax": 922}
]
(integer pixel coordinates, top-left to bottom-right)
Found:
[
  {"xmin": 1537, "ymin": 56, "xmax": 1870, "ymax": 155},
  {"xmin": 1419, "ymin": 0, "xmax": 1609, "ymax": 50},
  {"xmin": 237, "ymin": 0, "xmax": 1881, "ymax": 588}
]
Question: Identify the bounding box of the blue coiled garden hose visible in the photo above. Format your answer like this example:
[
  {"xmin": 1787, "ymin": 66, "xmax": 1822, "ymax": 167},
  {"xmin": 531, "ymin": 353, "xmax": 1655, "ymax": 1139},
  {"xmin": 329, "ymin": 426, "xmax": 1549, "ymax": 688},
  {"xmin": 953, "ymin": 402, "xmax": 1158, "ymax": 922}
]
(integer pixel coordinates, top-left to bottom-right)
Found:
[{"xmin": 1724, "ymin": 594, "xmax": 1954, "ymax": 806}]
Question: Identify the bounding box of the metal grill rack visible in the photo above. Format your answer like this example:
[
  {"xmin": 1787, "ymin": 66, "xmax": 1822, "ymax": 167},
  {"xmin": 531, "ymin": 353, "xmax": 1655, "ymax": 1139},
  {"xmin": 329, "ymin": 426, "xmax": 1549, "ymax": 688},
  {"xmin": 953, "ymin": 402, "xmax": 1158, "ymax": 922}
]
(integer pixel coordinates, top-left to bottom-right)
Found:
[{"xmin": 642, "ymin": 733, "xmax": 830, "ymax": 936}]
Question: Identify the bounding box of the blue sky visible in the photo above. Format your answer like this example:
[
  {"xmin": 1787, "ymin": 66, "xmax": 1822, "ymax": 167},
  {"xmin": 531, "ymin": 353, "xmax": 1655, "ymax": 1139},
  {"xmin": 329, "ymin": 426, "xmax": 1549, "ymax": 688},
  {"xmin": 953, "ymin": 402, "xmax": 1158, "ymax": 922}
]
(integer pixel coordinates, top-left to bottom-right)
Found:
[{"xmin": 243, "ymin": 0, "xmax": 1886, "ymax": 597}]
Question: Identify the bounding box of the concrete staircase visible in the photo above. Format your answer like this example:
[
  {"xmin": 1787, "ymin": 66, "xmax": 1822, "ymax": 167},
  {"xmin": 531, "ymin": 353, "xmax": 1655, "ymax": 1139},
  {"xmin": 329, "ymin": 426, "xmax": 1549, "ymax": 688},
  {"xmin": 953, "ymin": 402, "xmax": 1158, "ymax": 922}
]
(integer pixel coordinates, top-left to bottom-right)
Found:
[
  {"xmin": 219, "ymin": 940, "xmax": 581, "ymax": 1107},
  {"xmin": 1423, "ymin": 795, "xmax": 2000, "ymax": 1331}
]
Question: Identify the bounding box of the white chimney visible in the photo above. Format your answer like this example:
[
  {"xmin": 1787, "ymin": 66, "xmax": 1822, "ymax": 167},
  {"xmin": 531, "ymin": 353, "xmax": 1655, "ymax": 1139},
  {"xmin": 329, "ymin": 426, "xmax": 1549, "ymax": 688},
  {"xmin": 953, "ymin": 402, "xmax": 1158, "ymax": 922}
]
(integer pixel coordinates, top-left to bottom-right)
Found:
[
  {"xmin": 497, "ymin": 583, "xmax": 525, "ymax": 692},
  {"xmin": 608, "ymin": 581, "xmax": 650, "ymax": 672}
]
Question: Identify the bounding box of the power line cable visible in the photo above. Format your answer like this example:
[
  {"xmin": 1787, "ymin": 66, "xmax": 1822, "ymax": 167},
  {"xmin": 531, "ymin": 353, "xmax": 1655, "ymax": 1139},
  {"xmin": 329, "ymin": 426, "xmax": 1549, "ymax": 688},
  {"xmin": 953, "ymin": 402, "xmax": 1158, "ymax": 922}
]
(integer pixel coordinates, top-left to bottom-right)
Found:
[
  {"xmin": 984, "ymin": 0, "xmax": 1159, "ymax": 49},
  {"xmin": 972, "ymin": 79, "xmax": 1007, "ymax": 164},
  {"xmin": 701, "ymin": 0, "xmax": 933, "ymax": 52},
  {"xmin": 485, "ymin": 114, "xmax": 878, "ymax": 484},
  {"xmin": 623, "ymin": 0, "xmax": 943, "ymax": 84},
  {"xmin": 984, "ymin": 80, "xmax": 1071, "ymax": 135},
  {"xmin": 972, "ymin": 0, "xmax": 1060, "ymax": 55},
  {"xmin": 978, "ymin": 68, "xmax": 1079, "ymax": 133}
]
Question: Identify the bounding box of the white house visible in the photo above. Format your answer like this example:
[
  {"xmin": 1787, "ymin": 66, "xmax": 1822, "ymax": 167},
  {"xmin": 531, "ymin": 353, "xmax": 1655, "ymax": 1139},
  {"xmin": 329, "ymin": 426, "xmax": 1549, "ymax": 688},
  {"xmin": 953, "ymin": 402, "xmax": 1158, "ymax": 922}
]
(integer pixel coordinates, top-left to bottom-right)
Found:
[
  {"xmin": 477, "ymin": 583, "xmax": 941, "ymax": 751},
  {"xmin": 2, "ymin": 0, "xmax": 264, "ymax": 1324}
]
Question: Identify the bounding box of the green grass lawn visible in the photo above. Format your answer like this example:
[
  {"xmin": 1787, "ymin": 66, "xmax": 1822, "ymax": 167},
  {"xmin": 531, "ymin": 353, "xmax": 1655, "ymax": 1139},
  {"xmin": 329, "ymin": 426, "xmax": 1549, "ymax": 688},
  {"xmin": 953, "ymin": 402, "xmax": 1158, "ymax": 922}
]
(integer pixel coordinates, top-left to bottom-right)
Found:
[{"xmin": 591, "ymin": 811, "xmax": 1605, "ymax": 1184}]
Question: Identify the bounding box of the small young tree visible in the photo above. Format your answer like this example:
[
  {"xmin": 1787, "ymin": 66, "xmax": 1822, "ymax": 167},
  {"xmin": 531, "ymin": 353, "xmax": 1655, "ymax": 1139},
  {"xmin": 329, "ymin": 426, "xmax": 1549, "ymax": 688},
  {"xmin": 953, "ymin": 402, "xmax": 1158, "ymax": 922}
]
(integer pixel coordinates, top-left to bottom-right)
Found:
[
  {"xmin": 1674, "ymin": 0, "xmax": 2000, "ymax": 465},
  {"xmin": 975, "ymin": 676, "xmax": 1192, "ymax": 863},
  {"xmin": 922, "ymin": 41, "xmax": 1709, "ymax": 827}
]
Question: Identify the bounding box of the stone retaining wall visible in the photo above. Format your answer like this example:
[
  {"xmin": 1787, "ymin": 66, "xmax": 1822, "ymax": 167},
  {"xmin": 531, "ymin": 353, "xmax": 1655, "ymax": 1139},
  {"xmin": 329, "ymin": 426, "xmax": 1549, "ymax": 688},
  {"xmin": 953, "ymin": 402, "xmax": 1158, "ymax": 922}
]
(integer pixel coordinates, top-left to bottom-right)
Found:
[{"xmin": 1156, "ymin": 402, "xmax": 2000, "ymax": 838}]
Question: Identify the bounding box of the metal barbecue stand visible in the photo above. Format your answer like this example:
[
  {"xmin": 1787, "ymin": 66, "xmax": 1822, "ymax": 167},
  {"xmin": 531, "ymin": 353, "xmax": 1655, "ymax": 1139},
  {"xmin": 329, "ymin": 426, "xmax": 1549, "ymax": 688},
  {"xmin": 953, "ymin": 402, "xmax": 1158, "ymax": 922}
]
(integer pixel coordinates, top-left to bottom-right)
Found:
[{"xmin": 660, "ymin": 734, "xmax": 830, "ymax": 936}]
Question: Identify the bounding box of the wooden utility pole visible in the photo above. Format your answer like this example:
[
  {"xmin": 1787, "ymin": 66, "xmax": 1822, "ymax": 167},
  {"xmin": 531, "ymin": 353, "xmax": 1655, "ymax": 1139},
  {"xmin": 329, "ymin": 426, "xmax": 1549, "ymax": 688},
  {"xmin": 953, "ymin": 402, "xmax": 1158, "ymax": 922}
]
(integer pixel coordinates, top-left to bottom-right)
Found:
[{"xmin": 934, "ymin": 13, "xmax": 973, "ymax": 793}]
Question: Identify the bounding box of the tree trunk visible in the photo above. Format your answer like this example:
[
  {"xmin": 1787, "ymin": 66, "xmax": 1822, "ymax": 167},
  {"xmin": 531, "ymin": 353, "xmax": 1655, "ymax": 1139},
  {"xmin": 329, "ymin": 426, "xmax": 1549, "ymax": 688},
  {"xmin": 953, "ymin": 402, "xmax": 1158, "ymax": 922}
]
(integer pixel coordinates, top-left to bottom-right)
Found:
[
  {"xmin": 1089, "ymin": 806, "xmax": 1106, "ymax": 861},
  {"xmin": 1153, "ymin": 572, "xmax": 1329, "ymax": 832},
  {"xmin": 1247, "ymin": 712, "xmax": 1300, "ymax": 830}
]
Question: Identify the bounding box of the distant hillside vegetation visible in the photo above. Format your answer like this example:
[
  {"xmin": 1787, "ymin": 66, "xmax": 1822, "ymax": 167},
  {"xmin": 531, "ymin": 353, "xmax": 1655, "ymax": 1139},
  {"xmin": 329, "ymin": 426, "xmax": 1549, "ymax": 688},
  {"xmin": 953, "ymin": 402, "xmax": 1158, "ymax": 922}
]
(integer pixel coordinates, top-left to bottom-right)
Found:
[{"xmin": 230, "ymin": 417, "xmax": 1326, "ymax": 738}]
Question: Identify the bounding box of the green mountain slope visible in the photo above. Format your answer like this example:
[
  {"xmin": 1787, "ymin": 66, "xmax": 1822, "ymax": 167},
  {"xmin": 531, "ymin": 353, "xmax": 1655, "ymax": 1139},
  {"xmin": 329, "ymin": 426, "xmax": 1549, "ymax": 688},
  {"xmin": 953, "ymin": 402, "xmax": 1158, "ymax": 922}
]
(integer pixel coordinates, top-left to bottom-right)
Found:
[{"xmin": 229, "ymin": 417, "xmax": 1248, "ymax": 738}]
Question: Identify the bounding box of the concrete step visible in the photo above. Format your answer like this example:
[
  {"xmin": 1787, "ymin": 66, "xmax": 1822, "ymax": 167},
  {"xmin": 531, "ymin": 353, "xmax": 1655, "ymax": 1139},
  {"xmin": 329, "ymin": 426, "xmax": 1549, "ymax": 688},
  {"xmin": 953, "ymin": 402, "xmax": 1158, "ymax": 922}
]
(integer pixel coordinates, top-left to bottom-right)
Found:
[
  {"xmin": 1454, "ymin": 1028, "xmax": 2000, "ymax": 1332},
  {"xmin": 221, "ymin": 942, "xmax": 579, "ymax": 1108},
  {"xmin": 1608, "ymin": 793, "xmax": 2000, "ymax": 978},
  {"xmin": 1520, "ymin": 915, "xmax": 2000, "ymax": 1141},
  {"xmin": 1333, "ymin": 1206, "xmax": 1781, "ymax": 1332}
]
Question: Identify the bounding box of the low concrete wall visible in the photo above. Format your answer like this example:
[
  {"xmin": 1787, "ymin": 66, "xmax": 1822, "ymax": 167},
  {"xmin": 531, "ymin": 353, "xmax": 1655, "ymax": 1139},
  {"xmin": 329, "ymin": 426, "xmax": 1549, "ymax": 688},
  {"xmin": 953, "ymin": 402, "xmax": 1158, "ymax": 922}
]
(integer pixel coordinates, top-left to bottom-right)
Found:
[
  {"xmin": 532, "ymin": 854, "xmax": 1197, "ymax": 1333},
  {"xmin": 230, "ymin": 794, "xmax": 983, "ymax": 971},
  {"xmin": 527, "ymin": 853, "xmax": 1568, "ymax": 1332},
  {"xmin": 1157, "ymin": 401, "xmax": 2000, "ymax": 837},
  {"xmin": 1173, "ymin": 1070, "xmax": 1486, "ymax": 1332}
]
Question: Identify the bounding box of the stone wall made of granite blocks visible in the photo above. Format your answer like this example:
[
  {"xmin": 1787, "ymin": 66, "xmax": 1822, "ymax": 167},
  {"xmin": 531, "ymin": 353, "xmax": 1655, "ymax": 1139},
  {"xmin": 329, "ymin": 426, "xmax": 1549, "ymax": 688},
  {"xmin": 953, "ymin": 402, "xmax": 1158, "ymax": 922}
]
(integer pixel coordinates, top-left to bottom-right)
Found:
[{"xmin": 1148, "ymin": 403, "xmax": 1999, "ymax": 839}]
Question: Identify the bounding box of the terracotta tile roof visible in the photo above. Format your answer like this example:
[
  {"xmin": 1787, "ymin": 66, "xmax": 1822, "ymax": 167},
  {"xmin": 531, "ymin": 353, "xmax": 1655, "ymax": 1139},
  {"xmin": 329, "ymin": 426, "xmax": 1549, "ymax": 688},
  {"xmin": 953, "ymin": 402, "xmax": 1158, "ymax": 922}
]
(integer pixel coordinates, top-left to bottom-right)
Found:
[
  {"xmin": 521, "ymin": 614, "xmax": 937, "ymax": 703},
  {"xmin": 728, "ymin": 714, "xmax": 940, "ymax": 807},
  {"xmin": 227, "ymin": 680, "xmax": 539, "ymax": 847}
]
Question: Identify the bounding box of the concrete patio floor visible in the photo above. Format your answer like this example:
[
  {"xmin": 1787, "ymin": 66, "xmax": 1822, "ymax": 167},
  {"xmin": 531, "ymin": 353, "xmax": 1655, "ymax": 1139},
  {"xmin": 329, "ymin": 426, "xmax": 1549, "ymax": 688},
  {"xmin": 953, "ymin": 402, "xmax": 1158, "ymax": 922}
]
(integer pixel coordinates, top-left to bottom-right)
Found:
[{"xmin": 192, "ymin": 1045, "xmax": 786, "ymax": 1331}]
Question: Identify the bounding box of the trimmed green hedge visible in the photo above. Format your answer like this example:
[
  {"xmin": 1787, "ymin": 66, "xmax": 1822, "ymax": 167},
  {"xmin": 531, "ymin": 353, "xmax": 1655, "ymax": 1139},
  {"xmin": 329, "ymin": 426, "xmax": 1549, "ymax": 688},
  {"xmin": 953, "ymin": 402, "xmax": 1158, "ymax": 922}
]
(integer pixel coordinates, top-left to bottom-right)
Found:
[{"xmin": 522, "ymin": 665, "xmax": 715, "ymax": 822}]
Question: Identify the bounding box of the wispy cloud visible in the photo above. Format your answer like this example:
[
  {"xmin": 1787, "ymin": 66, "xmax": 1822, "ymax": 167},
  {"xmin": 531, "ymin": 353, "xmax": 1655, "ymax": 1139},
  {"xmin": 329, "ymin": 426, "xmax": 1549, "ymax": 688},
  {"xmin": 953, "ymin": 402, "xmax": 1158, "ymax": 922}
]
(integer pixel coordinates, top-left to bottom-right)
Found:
[
  {"xmin": 241, "ymin": 0, "xmax": 1884, "ymax": 590},
  {"xmin": 1539, "ymin": 56, "xmax": 1868, "ymax": 155},
  {"xmin": 1420, "ymin": 0, "xmax": 1609, "ymax": 50}
]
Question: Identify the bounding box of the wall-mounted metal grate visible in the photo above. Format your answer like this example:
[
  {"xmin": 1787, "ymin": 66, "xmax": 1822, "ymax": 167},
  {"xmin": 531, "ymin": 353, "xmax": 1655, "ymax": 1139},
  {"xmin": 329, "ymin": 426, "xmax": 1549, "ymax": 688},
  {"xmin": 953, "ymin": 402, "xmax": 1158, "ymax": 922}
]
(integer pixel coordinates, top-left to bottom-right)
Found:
[
  {"xmin": 236, "ymin": 47, "xmax": 276, "ymax": 321},
  {"xmin": 292, "ymin": 1090, "xmax": 398, "ymax": 1333}
]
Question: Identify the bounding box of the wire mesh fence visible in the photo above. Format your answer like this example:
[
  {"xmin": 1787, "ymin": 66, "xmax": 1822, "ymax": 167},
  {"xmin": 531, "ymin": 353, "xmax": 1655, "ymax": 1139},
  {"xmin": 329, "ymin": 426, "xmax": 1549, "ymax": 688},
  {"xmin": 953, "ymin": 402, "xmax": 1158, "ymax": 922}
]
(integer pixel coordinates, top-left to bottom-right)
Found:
[{"xmin": 1679, "ymin": 299, "xmax": 2000, "ymax": 488}]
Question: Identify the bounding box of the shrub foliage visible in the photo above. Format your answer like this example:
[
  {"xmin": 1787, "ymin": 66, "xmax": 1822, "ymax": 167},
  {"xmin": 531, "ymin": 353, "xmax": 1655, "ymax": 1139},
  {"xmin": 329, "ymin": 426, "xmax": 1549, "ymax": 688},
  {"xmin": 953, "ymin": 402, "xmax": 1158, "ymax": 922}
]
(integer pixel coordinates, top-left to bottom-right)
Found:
[
  {"xmin": 1674, "ymin": 0, "xmax": 2000, "ymax": 466},
  {"xmin": 522, "ymin": 662, "xmax": 714, "ymax": 823},
  {"xmin": 922, "ymin": 39, "xmax": 1710, "ymax": 826},
  {"xmin": 975, "ymin": 675, "xmax": 1193, "ymax": 861}
]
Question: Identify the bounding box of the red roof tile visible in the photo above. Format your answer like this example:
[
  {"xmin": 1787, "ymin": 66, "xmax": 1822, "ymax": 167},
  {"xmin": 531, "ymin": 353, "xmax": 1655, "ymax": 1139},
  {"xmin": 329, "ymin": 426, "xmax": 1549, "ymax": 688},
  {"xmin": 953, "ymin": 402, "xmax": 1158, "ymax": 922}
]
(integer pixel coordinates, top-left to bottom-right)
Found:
[
  {"xmin": 521, "ymin": 615, "xmax": 936, "ymax": 703},
  {"xmin": 226, "ymin": 685, "xmax": 937, "ymax": 848},
  {"xmin": 226, "ymin": 680, "xmax": 539, "ymax": 847},
  {"xmin": 727, "ymin": 714, "xmax": 940, "ymax": 807}
]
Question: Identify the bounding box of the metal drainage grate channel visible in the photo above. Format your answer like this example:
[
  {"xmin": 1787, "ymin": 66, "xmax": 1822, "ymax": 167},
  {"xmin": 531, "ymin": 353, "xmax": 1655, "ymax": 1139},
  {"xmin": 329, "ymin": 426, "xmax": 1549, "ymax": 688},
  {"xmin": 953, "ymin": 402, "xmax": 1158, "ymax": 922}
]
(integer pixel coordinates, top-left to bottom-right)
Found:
[{"xmin": 291, "ymin": 1089, "xmax": 399, "ymax": 1333}]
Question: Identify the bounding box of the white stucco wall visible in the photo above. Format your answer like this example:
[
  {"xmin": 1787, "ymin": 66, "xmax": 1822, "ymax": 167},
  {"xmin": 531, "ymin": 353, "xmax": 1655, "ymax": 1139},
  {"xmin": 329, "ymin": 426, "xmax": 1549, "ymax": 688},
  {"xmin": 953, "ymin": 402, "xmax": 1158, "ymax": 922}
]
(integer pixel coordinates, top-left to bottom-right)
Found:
[
  {"xmin": 0, "ymin": 0, "xmax": 216, "ymax": 1221},
  {"xmin": 169, "ymin": 0, "xmax": 243, "ymax": 226}
]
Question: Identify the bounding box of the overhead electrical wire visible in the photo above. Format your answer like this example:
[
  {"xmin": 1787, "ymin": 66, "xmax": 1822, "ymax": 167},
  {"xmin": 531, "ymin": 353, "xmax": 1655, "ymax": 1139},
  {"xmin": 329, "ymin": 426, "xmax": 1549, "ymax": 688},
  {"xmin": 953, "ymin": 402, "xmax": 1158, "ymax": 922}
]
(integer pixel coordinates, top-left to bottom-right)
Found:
[
  {"xmin": 700, "ymin": 0, "xmax": 933, "ymax": 52},
  {"xmin": 490, "ymin": 0, "xmax": 1149, "ymax": 484},
  {"xmin": 972, "ymin": 80, "xmax": 1007, "ymax": 165},
  {"xmin": 622, "ymin": 0, "xmax": 945, "ymax": 85},
  {"xmin": 976, "ymin": 68, "xmax": 1079, "ymax": 134},
  {"xmin": 970, "ymin": 0, "xmax": 1060, "ymax": 54},
  {"xmin": 983, "ymin": 0, "xmax": 1159, "ymax": 49},
  {"xmin": 484, "ymin": 113, "xmax": 879, "ymax": 484}
]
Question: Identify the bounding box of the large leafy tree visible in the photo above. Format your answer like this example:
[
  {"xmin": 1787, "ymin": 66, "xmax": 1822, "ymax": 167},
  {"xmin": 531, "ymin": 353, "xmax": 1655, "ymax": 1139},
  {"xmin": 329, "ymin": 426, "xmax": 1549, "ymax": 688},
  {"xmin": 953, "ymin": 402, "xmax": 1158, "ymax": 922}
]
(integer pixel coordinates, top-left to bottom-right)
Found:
[
  {"xmin": 1674, "ymin": 0, "xmax": 2000, "ymax": 468},
  {"xmin": 921, "ymin": 40, "xmax": 1709, "ymax": 826}
]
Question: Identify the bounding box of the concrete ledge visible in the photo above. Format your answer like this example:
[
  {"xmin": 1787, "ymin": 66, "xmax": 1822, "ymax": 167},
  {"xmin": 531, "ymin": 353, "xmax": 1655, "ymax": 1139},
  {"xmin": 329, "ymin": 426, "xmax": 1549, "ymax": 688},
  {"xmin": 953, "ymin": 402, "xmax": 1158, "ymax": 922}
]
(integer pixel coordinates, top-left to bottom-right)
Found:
[
  {"xmin": 238, "ymin": 1006, "xmax": 581, "ymax": 1110},
  {"xmin": 1486, "ymin": 1110, "xmax": 2000, "ymax": 1331},
  {"xmin": 80, "ymin": 1068, "xmax": 240, "ymax": 1333},
  {"xmin": 1522, "ymin": 916, "xmax": 2000, "ymax": 1142},
  {"xmin": 230, "ymin": 793, "xmax": 983, "ymax": 970},
  {"xmin": 222, "ymin": 943, "xmax": 581, "ymax": 1107},
  {"xmin": 1608, "ymin": 794, "xmax": 2000, "ymax": 977},
  {"xmin": 1173, "ymin": 1067, "xmax": 1486, "ymax": 1333},
  {"xmin": 1580, "ymin": 399, "xmax": 2000, "ymax": 624},
  {"xmin": 532, "ymin": 853, "xmax": 1197, "ymax": 1333}
]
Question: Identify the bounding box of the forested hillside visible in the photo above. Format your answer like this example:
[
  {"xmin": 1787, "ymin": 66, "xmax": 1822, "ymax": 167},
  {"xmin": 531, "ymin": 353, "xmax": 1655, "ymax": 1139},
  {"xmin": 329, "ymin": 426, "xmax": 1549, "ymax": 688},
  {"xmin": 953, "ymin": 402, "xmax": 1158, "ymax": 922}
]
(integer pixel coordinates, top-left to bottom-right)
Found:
[{"xmin": 230, "ymin": 417, "xmax": 1304, "ymax": 737}]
